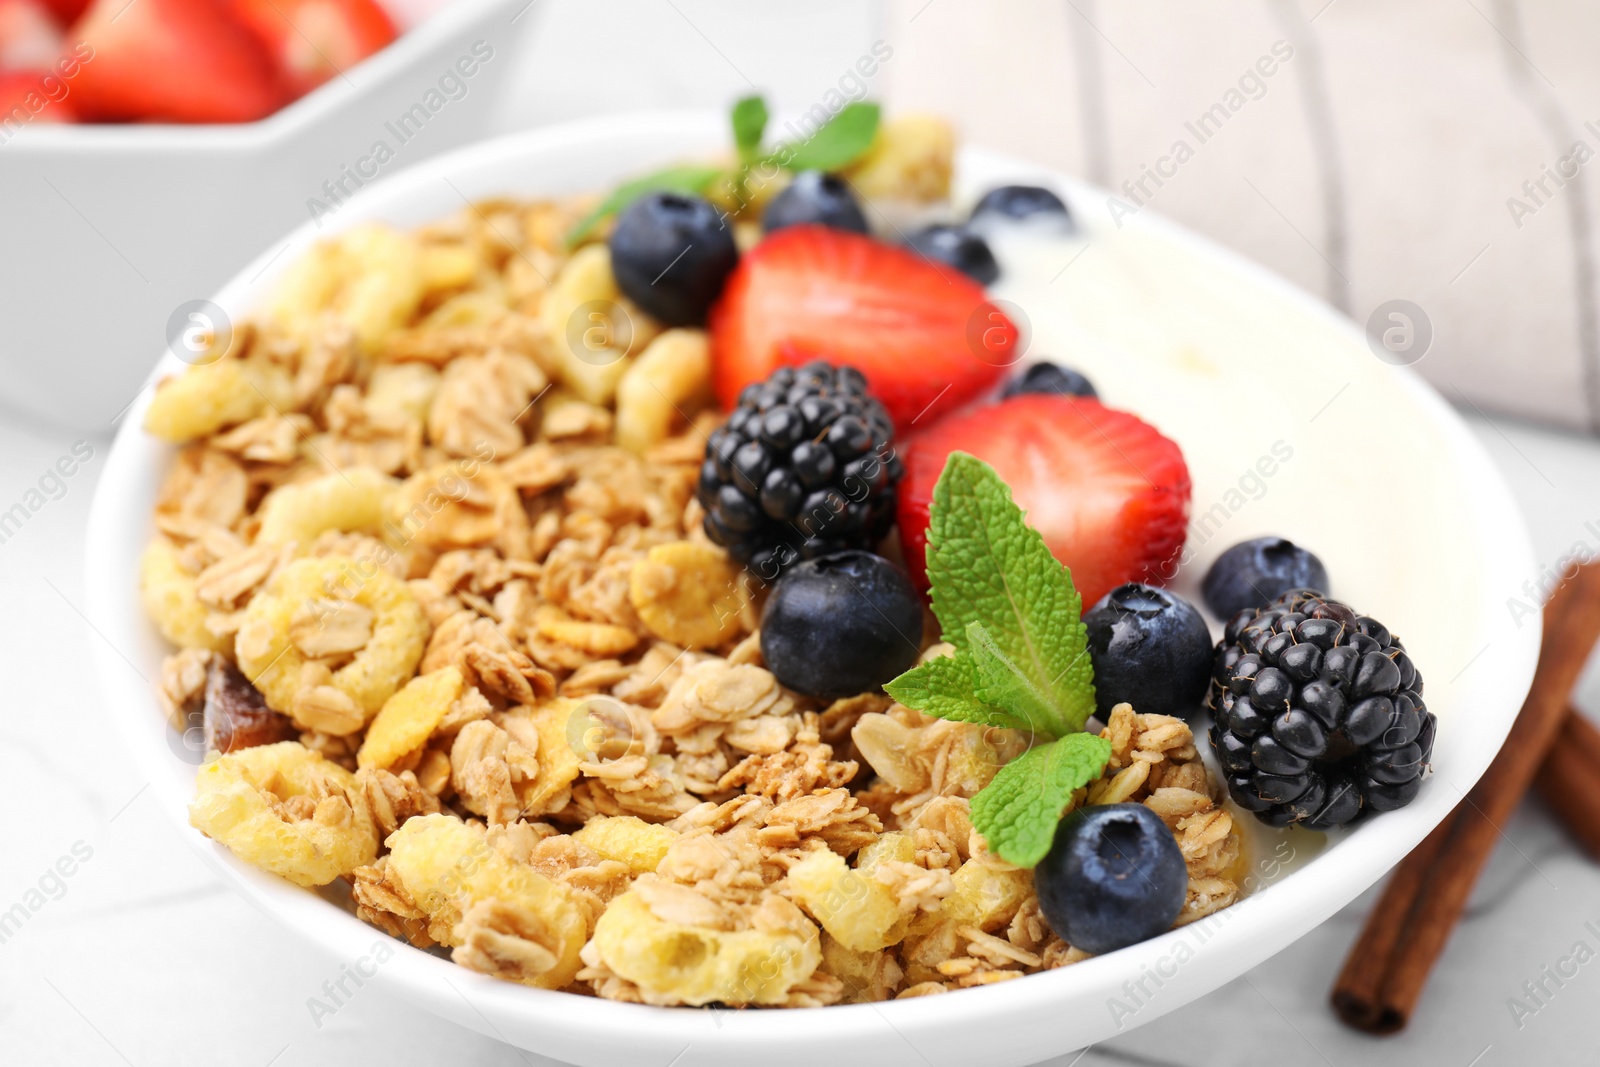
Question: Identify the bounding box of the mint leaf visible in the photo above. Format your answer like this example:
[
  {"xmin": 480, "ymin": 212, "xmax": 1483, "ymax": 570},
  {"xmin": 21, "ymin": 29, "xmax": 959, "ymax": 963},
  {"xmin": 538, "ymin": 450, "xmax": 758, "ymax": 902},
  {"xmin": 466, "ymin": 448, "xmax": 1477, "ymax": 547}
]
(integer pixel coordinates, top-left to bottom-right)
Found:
[
  {"xmin": 967, "ymin": 621, "xmax": 1059, "ymax": 736},
  {"xmin": 883, "ymin": 652, "xmax": 1033, "ymax": 733},
  {"xmin": 969, "ymin": 733, "xmax": 1112, "ymax": 867},
  {"xmin": 779, "ymin": 102, "xmax": 881, "ymax": 172},
  {"xmin": 731, "ymin": 95, "xmax": 769, "ymax": 164},
  {"xmin": 565, "ymin": 164, "xmax": 726, "ymax": 247},
  {"xmin": 927, "ymin": 453, "xmax": 1096, "ymax": 735}
]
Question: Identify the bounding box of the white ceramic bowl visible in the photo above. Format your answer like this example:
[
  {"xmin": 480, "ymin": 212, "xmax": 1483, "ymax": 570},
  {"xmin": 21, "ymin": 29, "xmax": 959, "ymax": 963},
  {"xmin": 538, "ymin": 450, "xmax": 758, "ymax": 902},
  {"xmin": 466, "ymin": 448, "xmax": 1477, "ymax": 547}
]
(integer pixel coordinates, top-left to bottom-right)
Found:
[
  {"xmin": 0, "ymin": 0, "xmax": 527, "ymax": 433},
  {"xmin": 85, "ymin": 112, "xmax": 1540, "ymax": 1067}
]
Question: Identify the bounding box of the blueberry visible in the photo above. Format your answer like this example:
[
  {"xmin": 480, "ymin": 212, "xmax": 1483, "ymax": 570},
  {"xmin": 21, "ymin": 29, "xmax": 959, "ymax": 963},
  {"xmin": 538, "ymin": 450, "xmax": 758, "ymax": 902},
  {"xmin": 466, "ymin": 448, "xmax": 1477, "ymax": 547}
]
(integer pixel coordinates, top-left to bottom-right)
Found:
[
  {"xmin": 608, "ymin": 191, "xmax": 738, "ymax": 326},
  {"xmin": 759, "ymin": 551, "xmax": 923, "ymax": 699},
  {"xmin": 904, "ymin": 224, "xmax": 999, "ymax": 284},
  {"xmin": 970, "ymin": 184, "xmax": 1072, "ymax": 225},
  {"xmin": 1035, "ymin": 804, "xmax": 1187, "ymax": 955},
  {"xmin": 1201, "ymin": 537, "xmax": 1330, "ymax": 620},
  {"xmin": 762, "ymin": 170, "xmax": 869, "ymax": 235},
  {"xmin": 1001, "ymin": 361, "xmax": 1098, "ymax": 400},
  {"xmin": 1083, "ymin": 584, "xmax": 1213, "ymax": 720}
]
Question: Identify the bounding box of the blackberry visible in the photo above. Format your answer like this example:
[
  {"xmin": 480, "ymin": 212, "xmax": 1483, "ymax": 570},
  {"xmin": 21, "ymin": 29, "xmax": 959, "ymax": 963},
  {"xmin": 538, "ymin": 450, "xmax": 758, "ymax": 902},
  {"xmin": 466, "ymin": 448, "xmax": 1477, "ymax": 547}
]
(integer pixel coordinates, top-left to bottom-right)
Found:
[
  {"xmin": 698, "ymin": 361, "xmax": 901, "ymax": 579},
  {"xmin": 1208, "ymin": 589, "xmax": 1434, "ymax": 830}
]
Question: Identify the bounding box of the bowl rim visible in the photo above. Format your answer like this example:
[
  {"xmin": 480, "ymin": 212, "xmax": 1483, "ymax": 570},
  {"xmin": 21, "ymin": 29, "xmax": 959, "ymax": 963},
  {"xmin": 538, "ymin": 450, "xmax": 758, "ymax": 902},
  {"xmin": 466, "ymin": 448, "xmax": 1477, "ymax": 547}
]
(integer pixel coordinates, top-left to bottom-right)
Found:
[
  {"xmin": 5, "ymin": 0, "xmax": 523, "ymax": 152},
  {"xmin": 85, "ymin": 110, "xmax": 1542, "ymax": 1064}
]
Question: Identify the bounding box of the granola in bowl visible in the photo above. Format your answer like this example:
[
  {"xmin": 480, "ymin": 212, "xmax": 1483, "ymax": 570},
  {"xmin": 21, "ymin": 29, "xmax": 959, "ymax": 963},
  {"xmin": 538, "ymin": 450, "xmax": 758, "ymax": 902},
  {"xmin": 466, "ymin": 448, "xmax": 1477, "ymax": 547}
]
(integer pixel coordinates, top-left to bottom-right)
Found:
[{"xmin": 136, "ymin": 101, "xmax": 1437, "ymax": 1012}]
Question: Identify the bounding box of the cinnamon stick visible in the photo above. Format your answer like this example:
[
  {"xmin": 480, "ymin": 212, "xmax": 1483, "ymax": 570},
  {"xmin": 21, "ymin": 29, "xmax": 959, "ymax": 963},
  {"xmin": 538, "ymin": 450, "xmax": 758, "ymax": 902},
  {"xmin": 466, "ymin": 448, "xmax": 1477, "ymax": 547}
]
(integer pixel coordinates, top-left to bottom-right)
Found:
[
  {"xmin": 1331, "ymin": 564, "xmax": 1600, "ymax": 1034},
  {"xmin": 1534, "ymin": 707, "xmax": 1600, "ymax": 861}
]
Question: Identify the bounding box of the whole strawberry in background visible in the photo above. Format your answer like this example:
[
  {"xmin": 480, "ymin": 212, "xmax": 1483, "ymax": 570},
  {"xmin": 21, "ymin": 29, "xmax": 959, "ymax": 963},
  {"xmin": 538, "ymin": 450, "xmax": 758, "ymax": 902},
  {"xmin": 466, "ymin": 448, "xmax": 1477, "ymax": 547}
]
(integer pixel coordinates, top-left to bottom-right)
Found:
[
  {"xmin": 68, "ymin": 0, "xmax": 286, "ymax": 122},
  {"xmin": 231, "ymin": 0, "xmax": 395, "ymax": 98}
]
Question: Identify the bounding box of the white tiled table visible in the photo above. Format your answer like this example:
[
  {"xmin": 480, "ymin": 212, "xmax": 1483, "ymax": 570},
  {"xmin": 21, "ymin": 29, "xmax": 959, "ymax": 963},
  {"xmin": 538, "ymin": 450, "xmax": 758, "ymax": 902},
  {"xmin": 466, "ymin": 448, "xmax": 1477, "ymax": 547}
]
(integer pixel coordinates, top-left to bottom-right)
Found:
[{"xmin": 2, "ymin": 408, "xmax": 1596, "ymax": 1067}]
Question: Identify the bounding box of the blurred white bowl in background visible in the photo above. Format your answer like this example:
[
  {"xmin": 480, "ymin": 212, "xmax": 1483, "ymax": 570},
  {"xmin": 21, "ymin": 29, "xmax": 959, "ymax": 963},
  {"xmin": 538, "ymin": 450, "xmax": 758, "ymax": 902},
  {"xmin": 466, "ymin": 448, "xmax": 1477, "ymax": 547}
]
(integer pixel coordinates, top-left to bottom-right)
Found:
[{"xmin": 0, "ymin": 0, "xmax": 529, "ymax": 432}]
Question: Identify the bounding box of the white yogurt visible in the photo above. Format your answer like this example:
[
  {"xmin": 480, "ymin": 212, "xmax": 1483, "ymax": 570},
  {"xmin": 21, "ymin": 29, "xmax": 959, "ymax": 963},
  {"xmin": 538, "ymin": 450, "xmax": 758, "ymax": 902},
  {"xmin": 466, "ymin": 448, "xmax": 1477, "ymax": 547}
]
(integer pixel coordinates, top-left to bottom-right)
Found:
[{"xmin": 979, "ymin": 218, "xmax": 1483, "ymax": 714}]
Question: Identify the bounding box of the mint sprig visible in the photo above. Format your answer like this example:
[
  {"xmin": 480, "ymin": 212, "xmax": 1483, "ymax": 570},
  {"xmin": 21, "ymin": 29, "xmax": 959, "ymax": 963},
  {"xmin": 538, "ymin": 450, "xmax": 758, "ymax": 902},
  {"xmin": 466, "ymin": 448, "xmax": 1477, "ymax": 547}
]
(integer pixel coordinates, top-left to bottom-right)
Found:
[
  {"xmin": 777, "ymin": 101, "xmax": 880, "ymax": 171},
  {"xmin": 971, "ymin": 733, "xmax": 1112, "ymax": 867},
  {"xmin": 564, "ymin": 94, "xmax": 883, "ymax": 246},
  {"xmin": 885, "ymin": 651, "xmax": 1032, "ymax": 732},
  {"xmin": 731, "ymin": 94, "xmax": 770, "ymax": 165},
  {"xmin": 884, "ymin": 453, "xmax": 1110, "ymax": 866},
  {"xmin": 924, "ymin": 452, "xmax": 1096, "ymax": 736}
]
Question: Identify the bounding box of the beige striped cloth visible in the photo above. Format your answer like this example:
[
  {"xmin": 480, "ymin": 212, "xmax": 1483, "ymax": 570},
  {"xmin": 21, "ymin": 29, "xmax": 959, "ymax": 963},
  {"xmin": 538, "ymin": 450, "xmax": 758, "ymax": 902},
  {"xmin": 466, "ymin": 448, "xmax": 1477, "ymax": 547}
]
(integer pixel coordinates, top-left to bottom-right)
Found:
[{"xmin": 876, "ymin": 0, "xmax": 1600, "ymax": 433}]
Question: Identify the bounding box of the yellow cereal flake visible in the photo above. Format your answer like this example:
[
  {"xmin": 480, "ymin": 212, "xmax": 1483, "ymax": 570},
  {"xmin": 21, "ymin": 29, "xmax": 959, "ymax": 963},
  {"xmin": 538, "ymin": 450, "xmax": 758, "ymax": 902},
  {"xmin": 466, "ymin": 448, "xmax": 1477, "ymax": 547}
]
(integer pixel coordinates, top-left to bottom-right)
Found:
[
  {"xmin": 534, "ymin": 606, "xmax": 639, "ymax": 657},
  {"xmin": 235, "ymin": 556, "xmax": 426, "ymax": 728},
  {"xmin": 614, "ymin": 329, "xmax": 711, "ymax": 453},
  {"xmin": 188, "ymin": 741, "xmax": 377, "ymax": 887},
  {"xmin": 572, "ymin": 816, "xmax": 676, "ymax": 874},
  {"xmin": 385, "ymin": 814, "xmax": 588, "ymax": 988},
  {"xmin": 629, "ymin": 542, "xmax": 744, "ymax": 650},
  {"xmin": 144, "ymin": 360, "xmax": 291, "ymax": 444},
  {"xmin": 255, "ymin": 467, "xmax": 399, "ymax": 546},
  {"xmin": 268, "ymin": 224, "xmax": 426, "ymax": 352},
  {"xmin": 419, "ymin": 244, "xmax": 479, "ymax": 293},
  {"xmin": 787, "ymin": 848, "xmax": 908, "ymax": 952},
  {"xmin": 538, "ymin": 244, "xmax": 660, "ymax": 405},
  {"xmin": 590, "ymin": 889, "xmax": 820, "ymax": 1006},
  {"xmin": 140, "ymin": 539, "xmax": 230, "ymax": 653},
  {"xmin": 357, "ymin": 666, "xmax": 463, "ymax": 770},
  {"xmin": 501, "ymin": 700, "xmax": 584, "ymax": 814}
]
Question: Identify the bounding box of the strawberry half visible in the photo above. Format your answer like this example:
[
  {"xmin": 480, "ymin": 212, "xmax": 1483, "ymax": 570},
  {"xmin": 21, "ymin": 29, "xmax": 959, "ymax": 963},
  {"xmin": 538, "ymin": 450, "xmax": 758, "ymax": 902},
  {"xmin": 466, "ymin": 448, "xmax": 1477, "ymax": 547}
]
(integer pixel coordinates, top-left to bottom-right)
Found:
[
  {"xmin": 709, "ymin": 225, "xmax": 1017, "ymax": 429},
  {"xmin": 231, "ymin": 0, "xmax": 395, "ymax": 98},
  {"xmin": 70, "ymin": 0, "xmax": 284, "ymax": 123},
  {"xmin": 897, "ymin": 394, "xmax": 1191, "ymax": 608}
]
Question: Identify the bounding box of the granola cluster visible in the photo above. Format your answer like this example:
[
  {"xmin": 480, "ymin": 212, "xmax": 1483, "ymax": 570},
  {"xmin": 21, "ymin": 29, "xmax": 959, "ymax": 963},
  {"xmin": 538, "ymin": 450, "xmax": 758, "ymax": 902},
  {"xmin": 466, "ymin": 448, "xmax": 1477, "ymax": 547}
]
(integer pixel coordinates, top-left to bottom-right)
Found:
[{"xmin": 143, "ymin": 167, "xmax": 1240, "ymax": 1007}]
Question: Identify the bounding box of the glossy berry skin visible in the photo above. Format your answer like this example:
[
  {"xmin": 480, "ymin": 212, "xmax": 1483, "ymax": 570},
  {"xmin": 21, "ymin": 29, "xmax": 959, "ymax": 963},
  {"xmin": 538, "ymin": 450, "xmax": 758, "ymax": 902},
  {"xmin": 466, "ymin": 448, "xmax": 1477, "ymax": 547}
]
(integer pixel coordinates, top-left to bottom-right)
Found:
[
  {"xmin": 970, "ymin": 184, "xmax": 1071, "ymax": 224},
  {"xmin": 709, "ymin": 226, "xmax": 1015, "ymax": 429},
  {"xmin": 897, "ymin": 395, "xmax": 1190, "ymax": 608},
  {"xmin": 1202, "ymin": 537, "xmax": 1330, "ymax": 619},
  {"xmin": 760, "ymin": 551, "xmax": 923, "ymax": 699},
  {"xmin": 904, "ymin": 224, "xmax": 999, "ymax": 285},
  {"xmin": 1084, "ymin": 584, "xmax": 1213, "ymax": 720},
  {"xmin": 699, "ymin": 361, "xmax": 900, "ymax": 579},
  {"xmin": 1035, "ymin": 804, "xmax": 1187, "ymax": 955},
  {"xmin": 1001, "ymin": 361, "xmax": 1097, "ymax": 400},
  {"xmin": 1209, "ymin": 589, "xmax": 1434, "ymax": 830},
  {"xmin": 763, "ymin": 170, "xmax": 869, "ymax": 235},
  {"xmin": 609, "ymin": 191, "xmax": 739, "ymax": 326}
]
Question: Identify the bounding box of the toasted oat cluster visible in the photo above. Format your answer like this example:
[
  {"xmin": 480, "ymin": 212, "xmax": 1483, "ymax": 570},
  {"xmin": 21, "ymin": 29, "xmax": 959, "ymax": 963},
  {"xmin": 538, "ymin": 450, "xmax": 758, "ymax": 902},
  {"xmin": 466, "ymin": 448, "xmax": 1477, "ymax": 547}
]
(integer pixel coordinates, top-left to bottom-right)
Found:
[{"xmin": 142, "ymin": 165, "xmax": 1241, "ymax": 1006}]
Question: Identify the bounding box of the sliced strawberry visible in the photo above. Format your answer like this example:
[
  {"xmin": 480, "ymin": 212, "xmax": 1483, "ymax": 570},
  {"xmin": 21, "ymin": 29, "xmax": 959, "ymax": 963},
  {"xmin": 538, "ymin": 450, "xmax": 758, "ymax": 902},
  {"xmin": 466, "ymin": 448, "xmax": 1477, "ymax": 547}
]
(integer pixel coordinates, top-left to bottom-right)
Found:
[
  {"xmin": 0, "ymin": 0, "xmax": 61, "ymax": 70},
  {"xmin": 0, "ymin": 67, "xmax": 77, "ymax": 120},
  {"xmin": 897, "ymin": 394, "xmax": 1192, "ymax": 608},
  {"xmin": 231, "ymin": 0, "xmax": 394, "ymax": 98},
  {"xmin": 709, "ymin": 225, "xmax": 1017, "ymax": 429},
  {"xmin": 70, "ymin": 0, "xmax": 284, "ymax": 123}
]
